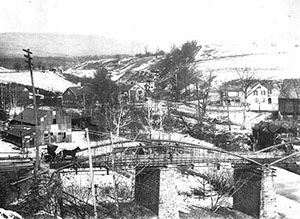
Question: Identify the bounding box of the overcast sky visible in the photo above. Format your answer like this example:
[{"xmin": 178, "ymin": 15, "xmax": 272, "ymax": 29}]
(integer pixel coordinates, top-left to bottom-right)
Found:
[{"xmin": 1, "ymin": 0, "xmax": 299, "ymax": 51}]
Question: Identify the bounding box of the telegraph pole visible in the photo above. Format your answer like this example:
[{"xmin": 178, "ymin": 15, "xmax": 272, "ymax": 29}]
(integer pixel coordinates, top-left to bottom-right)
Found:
[
  {"xmin": 86, "ymin": 128, "xmax": 98, "ymax": 218},
  {"xmin": 23, "ymin": 49, "xmax": 39, "ymax": 177}
]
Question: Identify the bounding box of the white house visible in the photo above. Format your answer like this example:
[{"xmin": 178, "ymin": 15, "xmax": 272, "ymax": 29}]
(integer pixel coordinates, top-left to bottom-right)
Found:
[
  {"xmin": 219, "ymin": 80, "xmax": 280, "ymax": 111},
  {"xmin": 247, "ymin": 81, "xmax": 280, "ymax": 111}
]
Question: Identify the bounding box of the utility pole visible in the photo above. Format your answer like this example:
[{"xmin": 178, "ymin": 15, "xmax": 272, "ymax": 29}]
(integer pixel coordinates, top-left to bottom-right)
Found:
[
  {"xmin": 86, "ymin": 128, "xmax": 98, "ymax": 218},
  {"xmin": 23, "ymin": 49, "xmax": 39, "ymax": 177},
  {"xmin": 226, "ymin": 99, "xmax": 231, "ymax": 131}
]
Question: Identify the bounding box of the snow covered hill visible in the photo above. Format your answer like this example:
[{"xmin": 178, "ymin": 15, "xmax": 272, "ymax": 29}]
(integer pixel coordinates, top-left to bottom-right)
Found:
[
  {"xmin": 64, "ymin": 55, "xmax": 162, "ymax": 83},
  {"xmin": 196, "ymin": 43, "xmax": 300, "ymax": 83},
  {"xmin": 0, "ymin": 70, "xmax": 76, "ymax": 93},
  {"xmin": 64, "ymin": 43, "xmax": 300, "ymax": 85}
]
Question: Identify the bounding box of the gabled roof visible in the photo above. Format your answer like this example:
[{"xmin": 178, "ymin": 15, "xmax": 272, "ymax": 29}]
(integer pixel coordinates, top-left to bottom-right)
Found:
[
  {"xmin": 250, "ymin": 80, "xmax": 276, "ymax": 91},
  {"xmin": 219, "ymin": 80, "xmax": 242, "ymax": 92},
  {"xmin": 4, "ymin": 127, "xmax": 35, "ymax": 137},
  {"xmin": 65, "ymin": 87, "xmax": 83, "ymax": 96},
  {"xmin": 119, "ymin": 84, "xmax": 135, "ymax": 93},
  {"xmin": 279, "ymin": 79, "xmax": 300, "ymax": 99},
  {"xmin": 10, "ymin": 108, "xmax": 49, "ymax": 126}
]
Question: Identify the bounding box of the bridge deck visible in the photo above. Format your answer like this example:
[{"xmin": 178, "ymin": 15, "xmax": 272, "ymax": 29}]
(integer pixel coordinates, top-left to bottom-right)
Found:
[
  {"xmin": 49, "ymin": 152, "xmax": 300, "ymax": 170},
  {"xmin": 0, "ymin": 159, "xmax": 34, "ymax": 172}
]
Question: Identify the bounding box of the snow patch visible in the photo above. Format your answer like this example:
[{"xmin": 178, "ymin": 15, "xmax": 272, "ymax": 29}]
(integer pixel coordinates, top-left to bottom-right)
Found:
[{"xmin": 0, "ymin": 208, "xmax": 23, "ymax": 219}]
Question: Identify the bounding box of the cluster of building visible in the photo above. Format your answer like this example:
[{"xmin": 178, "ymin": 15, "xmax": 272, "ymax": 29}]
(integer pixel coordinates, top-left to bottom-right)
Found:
[
  {"xmin": 216, "ymin": 79, "xmax": 300, "ymax": 116},
  {"xmin": 1, "ymin": 77, "xmax": 300, "ymax": 149},
  {"xmin": 0, "ymin": 80, "xmax": 152, "ymax": 149}
]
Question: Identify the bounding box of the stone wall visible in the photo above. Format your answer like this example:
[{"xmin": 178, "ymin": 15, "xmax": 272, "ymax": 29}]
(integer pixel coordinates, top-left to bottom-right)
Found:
[
  {"xmin": 259, "ymin": 167, "xmax": 278, "ymax": 219},
  {"xmin": 159, "ymin": 167, "xmax": 179, "ymax": 219}
]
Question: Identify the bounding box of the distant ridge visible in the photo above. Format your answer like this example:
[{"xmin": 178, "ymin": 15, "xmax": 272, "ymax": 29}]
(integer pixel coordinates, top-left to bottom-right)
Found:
[{"xmin": 0, "ymin": 32, "xmax": 145, "ymax": 57}]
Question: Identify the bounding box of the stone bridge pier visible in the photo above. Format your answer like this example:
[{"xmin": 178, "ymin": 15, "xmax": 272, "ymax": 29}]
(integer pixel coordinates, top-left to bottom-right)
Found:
[
  {"xmin": 233, "ymin": 165, "xmax": 278, "ymax": 219},
  {"xmin": 134, "ymin": 166, "xmax": 179, "ymax": 219}
]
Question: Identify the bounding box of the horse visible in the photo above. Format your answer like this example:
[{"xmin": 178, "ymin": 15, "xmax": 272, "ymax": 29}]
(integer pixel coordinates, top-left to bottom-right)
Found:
[{"xmin": 61, "ymin": 146, "xmax": 81, "ymax": 161}]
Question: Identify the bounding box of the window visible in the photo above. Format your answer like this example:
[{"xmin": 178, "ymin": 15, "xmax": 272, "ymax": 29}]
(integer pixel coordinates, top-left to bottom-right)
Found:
[
  {"xmin": 268, "ymin": 89, "xmax": 272, "ymax": 95},
  {"xmin": 261, "ymin": 90, "xmax": 266, "ymax": 95},
  {"xmin": 268, "ymin": 98, "xmax": 272, "ymax": 104},
  {"xmin": 253, "ymin": 90, "xmax": 258, "ymax": 96},
  {"xmin": 53, "ymin": 118, "xmax": 56, "ymax": 124},
  {"xmin": 255, "ymin": 98, "xmax": 259, "ymax": 103}
]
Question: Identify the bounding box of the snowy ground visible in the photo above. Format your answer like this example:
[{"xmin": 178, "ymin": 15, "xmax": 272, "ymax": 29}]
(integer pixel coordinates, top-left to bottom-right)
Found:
[
  {"xmin": 0, "ymin": 139, "xmax": 24, "ymax": 158},
  {"xmin": 274, "ymin": 167, "xmax": 300, "ymax": 219}
]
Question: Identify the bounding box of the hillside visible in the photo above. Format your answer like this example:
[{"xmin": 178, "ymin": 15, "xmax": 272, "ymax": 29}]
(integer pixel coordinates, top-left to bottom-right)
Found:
[
  {"xmin": 0, "ymin": 32, "xmax": 145, "ymax": 57},
  {"xmin": 63, "ymin": 43, "xmax": 300, "ymax": 85},
  {"xmin": 1, "ymin": 42, "xmax": 299, "ymax": 92},
  {"xmin": 196, "ymin": 44, "xmax": 300, "ymax": 82},
  {"xmin": 64, "ymin": 55, "xmax": 163, "ymax": 83}
]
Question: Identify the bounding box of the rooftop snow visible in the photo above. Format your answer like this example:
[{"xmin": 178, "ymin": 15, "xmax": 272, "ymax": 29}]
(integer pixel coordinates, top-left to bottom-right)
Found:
[{"xmin": 0, "ymin": 71, "xmax": 75, "ymax": 93}]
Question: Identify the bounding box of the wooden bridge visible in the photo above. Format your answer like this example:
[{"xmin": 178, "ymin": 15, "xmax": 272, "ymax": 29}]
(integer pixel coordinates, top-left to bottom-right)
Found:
[
  {"xmin": 0, "ymin": 150, "xmax": 33, "ymax": 173},
  {"xmin": 48, "ymin": 139, "xmax": 300, "ymax": 171},
  {"xmin": 1, "ymin": 138, "xmax": 300, "ymax": 175},
  {"xmin": 2, "ymin": 138, "xmax": 300, "ymax": 219}
]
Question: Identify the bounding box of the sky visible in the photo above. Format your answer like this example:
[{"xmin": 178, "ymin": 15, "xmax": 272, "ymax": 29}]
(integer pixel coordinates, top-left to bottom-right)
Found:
[{"xmin": 1, "ymin": 0, "xmax": 300, "ymax": 51}]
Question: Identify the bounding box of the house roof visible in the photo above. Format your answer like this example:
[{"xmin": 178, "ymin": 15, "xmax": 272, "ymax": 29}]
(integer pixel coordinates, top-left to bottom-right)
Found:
[
  {"xmin": 10, "ymin": 108, "xmax": 49, "ymax": 126},
  {"xmin": 4, "ymin": 127, "xmax": 35, "ymax": 138},
  {"xmin": 279, "ymin": 79, "xmax": 300, "ymax": 99},
  {"xmin": 251, "ymin": 80, "xmax": 276, "ymax": 90},
  {"xmin": 219, "ymin": 80, "xmax": 243, "ymax": 91},
  {"xmin": 253, "ymin": 120, "xmax": 295, "ymax": 134},
  {"xmin": 119, "ymin": 84, "xmax": 135, "ymax": 93},
  {"xmin": 221, "ymin": 79, "xmax": 277, "ymax": 93},
  {"xmin": 65, "ymin": 87, "xmax": 83, "ymax": 96}
]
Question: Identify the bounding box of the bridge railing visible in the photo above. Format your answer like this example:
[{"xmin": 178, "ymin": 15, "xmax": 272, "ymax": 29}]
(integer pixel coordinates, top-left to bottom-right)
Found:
[{"xmin": 72, "ymin": 139, "xmax": 300, "ymax": 169}]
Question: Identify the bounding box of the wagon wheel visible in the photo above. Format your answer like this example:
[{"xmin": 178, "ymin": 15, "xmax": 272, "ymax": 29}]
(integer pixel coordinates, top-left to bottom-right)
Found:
[
  {"xmin": 42, "ymin": 153, "xmax": 54, "ymax": 163},
  {"xmin": 54, "ymin": 152, "xmax": 64, "ymax": 162}
]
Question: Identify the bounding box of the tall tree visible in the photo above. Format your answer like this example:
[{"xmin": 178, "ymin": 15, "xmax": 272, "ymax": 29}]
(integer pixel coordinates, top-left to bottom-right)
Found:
[
  {"xmin": 156, "ymin": 41, "xmax": 201, "ymax": 101},
  {"xmin": 194, "ymin": 70, "xmax": 216, "ymax": 125},
  {"xmin": 92, "ymin": 67, "xmax": 118, "ymax": 107},
  {"xmin": 89, "ymin": 67, "xmax": 119, "ymax": 131}
]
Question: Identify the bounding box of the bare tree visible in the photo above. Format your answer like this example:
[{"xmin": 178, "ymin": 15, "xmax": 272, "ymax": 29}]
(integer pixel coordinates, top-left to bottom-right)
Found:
[
  {"xmin": 236, "ymin": 68, "xmax": 258, "ymax": 129},
  {"xmin": 194, "ymin": 70, "xmax": 216, "ymax": 125}
]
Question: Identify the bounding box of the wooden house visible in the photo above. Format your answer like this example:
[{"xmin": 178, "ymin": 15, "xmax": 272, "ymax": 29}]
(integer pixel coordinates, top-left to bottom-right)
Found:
[
  {"xmin": 62, "ymin": 86, "xmax": 84, "ymax": 107},
  {"xmin": 247, "ymin": 81, "xmax": 280, "ymax": 111},
  {"xmin": 219, "ymin": 80, "xmax": 280, "ymax": 110},
  {"xmin": 219, "ymin": 80, "xmax": 244, "ymax": 106},
  {"xmin": 4, "ymin": 107, "xmax": 72, "ymax": 147},
  {"xmin": 278, "ymin": 79, "xmax": 300, "ymax": 116},
  {"xmin": 119, "ymin": 83, "xmax": 149, "ymax": 104}
]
